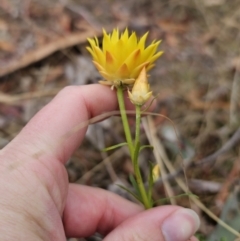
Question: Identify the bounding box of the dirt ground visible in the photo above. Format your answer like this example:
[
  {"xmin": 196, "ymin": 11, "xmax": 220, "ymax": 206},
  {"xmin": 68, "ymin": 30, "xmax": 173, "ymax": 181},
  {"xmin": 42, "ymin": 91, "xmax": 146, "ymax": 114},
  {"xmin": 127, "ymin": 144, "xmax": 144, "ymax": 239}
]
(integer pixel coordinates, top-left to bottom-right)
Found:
[{"xmin": 1, "ymin": 0, "xmax": 240, "ymax": 240}]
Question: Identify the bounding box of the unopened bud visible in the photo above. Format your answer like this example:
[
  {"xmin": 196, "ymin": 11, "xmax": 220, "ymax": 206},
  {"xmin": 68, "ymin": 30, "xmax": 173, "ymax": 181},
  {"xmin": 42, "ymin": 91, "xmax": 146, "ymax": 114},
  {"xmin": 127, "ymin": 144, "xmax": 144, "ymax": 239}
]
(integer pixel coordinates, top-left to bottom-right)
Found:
[{"xmin": 128, "ymin": 67, "xmax": 152, "ymax": 106}]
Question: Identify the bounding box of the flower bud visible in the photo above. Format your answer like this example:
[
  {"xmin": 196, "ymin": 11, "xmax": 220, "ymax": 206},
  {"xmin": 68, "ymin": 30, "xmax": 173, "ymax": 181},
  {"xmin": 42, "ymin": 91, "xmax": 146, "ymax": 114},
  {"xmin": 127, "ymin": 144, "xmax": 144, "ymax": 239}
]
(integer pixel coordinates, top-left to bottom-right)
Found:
[{"xmin": 128, "ymin": 67, "xmax": 152, "ymax": 106}]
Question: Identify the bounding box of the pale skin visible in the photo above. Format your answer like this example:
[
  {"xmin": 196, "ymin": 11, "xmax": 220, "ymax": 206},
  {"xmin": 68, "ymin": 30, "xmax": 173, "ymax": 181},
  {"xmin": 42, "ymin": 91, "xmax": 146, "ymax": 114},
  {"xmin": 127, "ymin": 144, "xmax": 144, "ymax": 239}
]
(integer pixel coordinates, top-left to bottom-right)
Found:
[{"xmin": 0, "ymin": 84, "xmax": 200, "ymax": 241}]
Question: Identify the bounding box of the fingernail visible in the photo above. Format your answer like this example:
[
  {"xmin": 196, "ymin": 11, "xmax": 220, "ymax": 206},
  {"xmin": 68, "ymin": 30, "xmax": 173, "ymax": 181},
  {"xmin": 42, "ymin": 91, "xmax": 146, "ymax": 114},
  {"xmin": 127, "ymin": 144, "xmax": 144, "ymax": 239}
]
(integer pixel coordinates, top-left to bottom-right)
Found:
[{"xmin": 161, "ymin": 208, "xmax": 200, "ymax": 241}]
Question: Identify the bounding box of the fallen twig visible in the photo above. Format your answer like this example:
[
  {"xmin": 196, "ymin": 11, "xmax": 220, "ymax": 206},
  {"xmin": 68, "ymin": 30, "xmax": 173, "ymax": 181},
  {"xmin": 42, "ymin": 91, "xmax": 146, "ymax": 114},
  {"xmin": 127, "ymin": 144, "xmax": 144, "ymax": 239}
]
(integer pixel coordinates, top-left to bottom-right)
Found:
[
  {"xmin": 156, "ymin": 126, "xmax": 240, "ymax": 185},
  {"xmin": 194, "ymin": 127, "xmax": 240, "ymax": 166},
  {"xmin": 0, "ymin": 28, "xmax": 98, "ymax": 78}
]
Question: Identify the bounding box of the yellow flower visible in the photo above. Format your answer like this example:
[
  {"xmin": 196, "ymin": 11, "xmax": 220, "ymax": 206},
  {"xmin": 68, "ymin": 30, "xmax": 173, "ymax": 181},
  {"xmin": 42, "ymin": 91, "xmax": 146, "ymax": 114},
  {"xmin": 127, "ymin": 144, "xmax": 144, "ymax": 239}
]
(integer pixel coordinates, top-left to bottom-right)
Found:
[
  {"xmin": 87, "ymin": 28, "xmax": 163, "ymax": 88},
  {"xmin": 128, "ymin": 67, "xmax": 152, "ymax": 106}
]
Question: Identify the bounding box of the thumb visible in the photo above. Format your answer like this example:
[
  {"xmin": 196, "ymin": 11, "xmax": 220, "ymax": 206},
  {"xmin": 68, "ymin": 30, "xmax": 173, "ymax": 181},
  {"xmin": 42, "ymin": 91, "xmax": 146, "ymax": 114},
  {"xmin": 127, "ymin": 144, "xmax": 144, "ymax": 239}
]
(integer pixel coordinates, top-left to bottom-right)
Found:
[{"xmin": 103, "ymin": 206, "xmax": 200, "ymax": 241}]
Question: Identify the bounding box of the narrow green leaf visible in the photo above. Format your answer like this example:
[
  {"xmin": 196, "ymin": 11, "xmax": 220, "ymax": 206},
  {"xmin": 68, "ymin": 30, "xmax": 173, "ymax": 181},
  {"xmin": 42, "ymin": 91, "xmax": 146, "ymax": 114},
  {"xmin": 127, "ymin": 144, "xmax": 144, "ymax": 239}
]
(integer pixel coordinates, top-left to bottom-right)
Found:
[
  {"xmin": 147, "ymin": 163, "xmax": 154, "ymax": 200},
  {"xmin": 129, "ymin": 175, "xmax": 141, "ymax": 201},
  {"xmin": 140, "ymin": 145, "xmax": 154, "ymax": 152},
  {"xmin": 154, "ymin": 193, "xmax": 198, "ymax": 205},
  {"xmin": 101, "ymin": 142, "xmax": 127, "ymax": 152},
  {"xmin": 133, "ymin": 141, "xmax": 140, "ymax": 163},
  {"xmin": 116, "ymin": 184, "xmax": 142, "ymax": 202},
  {"xmin": 131, "ymin": 142, "xmax": 143, "ymax": 203}
]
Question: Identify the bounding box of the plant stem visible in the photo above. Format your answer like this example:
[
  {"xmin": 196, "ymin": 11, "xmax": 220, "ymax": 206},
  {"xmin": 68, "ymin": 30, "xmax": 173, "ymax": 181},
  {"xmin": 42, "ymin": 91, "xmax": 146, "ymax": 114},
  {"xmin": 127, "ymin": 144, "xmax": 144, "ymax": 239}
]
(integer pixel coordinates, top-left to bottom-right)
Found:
[
  {"xmin": 117, "ymin": 87, "xmax": 151, "ymax": 209},
  {"xmin": 116, "ymin": 87, "xmax": 134, "ymax": 158},
  {"xmin": 134, "ymin": 105, "xmax": 152, "ymax": 209},
  {"xmin": 135, "ymin": 105, "xmax": 141, "ymax": 146}
]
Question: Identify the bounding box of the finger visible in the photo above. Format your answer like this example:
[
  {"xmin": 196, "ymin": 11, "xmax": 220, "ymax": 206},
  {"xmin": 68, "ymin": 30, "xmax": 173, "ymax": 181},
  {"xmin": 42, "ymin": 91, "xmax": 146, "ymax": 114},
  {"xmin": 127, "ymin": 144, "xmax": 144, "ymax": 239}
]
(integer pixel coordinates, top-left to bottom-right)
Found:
[
  {"xmin": 4, "ymin": 84, "xmax": 135, "ymax": 163},
  {"xmin": 189, "ymin": 237, "xmax": 199, "ymax": 241},
  {"xmin": 63, "ymin": 184, "xmax": 143, "ymax": 237},
  {"xmin": 103, "ymin": 206, "xmax": 200, "ymax": 241}
]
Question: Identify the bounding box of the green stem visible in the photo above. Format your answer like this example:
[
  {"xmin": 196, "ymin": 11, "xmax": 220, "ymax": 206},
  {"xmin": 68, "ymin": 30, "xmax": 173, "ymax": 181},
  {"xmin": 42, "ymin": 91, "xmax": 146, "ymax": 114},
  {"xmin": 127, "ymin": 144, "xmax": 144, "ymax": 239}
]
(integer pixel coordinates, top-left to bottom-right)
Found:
[
  {"xmin": 116, "ymin": 87, "xmax": 134, "ymax": 158},
  {"xmin": 134, "ymin": 105, "xmax": 152, "ymax": 209},
  {"xmin": 135, "ymin": 105, "xmax": 141, "ymax": 146},
  {"xmin": 116, "ymin": 87, "xmax": 151, "ymax": 209}
]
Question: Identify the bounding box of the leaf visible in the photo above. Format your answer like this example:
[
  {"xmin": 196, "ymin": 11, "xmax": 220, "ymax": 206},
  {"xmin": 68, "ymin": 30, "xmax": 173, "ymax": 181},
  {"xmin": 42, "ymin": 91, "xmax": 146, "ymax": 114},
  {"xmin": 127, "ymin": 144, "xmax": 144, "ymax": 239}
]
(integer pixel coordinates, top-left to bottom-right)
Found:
[
  {"xmin": 139, "ymin": 145, "xmax": 154, "ymax": 152},
  {"xmin": 133, "ymin": 141, "xmax": 140, "ymax": 163},
  {"xmin": 101, "ymin": 142, "xmax": 127, "ymax": 152},
  {"xmin": 116, "ymin": 184, "xmax": 142, "ymax": 202},
  {"xmin": 129, "ymin": 174, "xmax": 142, "ymax": 202},
  {"xmin": 147, "ymin": 162, "xmax": 154, "ymax": 200},
  {"xmin": 154, "ymin": 193, "xmax": 198, "ymax": 205}
]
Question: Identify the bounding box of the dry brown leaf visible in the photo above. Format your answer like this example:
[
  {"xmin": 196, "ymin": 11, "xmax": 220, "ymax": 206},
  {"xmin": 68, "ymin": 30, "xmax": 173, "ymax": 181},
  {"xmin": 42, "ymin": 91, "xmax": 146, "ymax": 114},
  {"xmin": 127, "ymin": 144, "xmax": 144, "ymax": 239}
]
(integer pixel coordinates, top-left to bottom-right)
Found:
[
  {"xmin": 58, "ymin": 13, "xmax": 72, "ymax": 32},
  {"xmin": 0, "ymin": 40, "xmax": 16, "ymax": 53},
  {"xmin": 215, "ymin": 160, "xmax": 240, "ymax": 208},
  {"xmin": 200, "ymin": 28, "xmax": 219, "ymax": 44},
  {"xmin": 165, "ymin": 33, "xmax": 179, "ymax": 48},
  {"xmin": 45, "ymin": 66, "xmax": 64, "ymax": 83},
  {"xmin": 158, "ymin": 19, "xmax": 188, "ymax": 33},
  {"xmin": 187, "ymin": 90, "xmax": 229, "ymax": 110},
  {"xmin": 0, "ymin": 19, "xmax": 8, "ymax": 31}
]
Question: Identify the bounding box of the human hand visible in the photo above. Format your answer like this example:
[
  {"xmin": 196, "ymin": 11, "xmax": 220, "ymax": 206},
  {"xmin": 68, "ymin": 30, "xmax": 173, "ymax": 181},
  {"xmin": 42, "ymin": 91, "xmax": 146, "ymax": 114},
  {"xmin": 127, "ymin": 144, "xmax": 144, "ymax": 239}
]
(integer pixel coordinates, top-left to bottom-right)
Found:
[{"xmin": 0, "ymin": 84, "xmax": 200, "ymax": 241}]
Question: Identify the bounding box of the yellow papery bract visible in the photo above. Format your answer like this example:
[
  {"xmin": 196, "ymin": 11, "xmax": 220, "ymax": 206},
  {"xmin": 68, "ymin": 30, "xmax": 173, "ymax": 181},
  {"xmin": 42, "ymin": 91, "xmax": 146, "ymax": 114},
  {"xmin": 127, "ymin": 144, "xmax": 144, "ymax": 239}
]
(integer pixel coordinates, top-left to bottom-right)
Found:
[{"xmin": 87, "ymin": 28, "xmax": 163, "ymax": 87}]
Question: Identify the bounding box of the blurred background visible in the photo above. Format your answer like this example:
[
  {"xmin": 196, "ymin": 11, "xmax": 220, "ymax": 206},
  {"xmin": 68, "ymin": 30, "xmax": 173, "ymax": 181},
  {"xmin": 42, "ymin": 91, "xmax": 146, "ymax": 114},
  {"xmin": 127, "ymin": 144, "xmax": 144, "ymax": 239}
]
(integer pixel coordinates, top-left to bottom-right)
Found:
[{"xmin": 1, "ymin": 0, "xmax": 240, "ymax": 240}]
